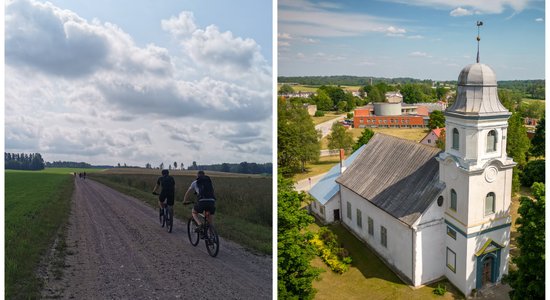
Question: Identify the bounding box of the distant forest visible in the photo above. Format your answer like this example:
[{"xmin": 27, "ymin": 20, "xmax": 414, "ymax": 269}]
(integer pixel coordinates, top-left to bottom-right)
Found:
[
  {"xmin": 278, "ymin": 76, "xmax": 545, "ymax": 99},
  {"xmin": 187, "ymin": 161, "xmax": 272, "ymax": 175},
  {"xmin": 45, "ymin": 161, "xmax": 112, "ymax": 169},
  {"xmin": 5, "ymin": 152, "xmax": 45, "ymax": 170}
]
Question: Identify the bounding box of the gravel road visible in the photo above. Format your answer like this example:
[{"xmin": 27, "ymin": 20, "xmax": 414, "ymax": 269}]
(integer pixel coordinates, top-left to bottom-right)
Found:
[{"xmin": 41, "ymin": 178, "xmax": 272, "ymax": 299}]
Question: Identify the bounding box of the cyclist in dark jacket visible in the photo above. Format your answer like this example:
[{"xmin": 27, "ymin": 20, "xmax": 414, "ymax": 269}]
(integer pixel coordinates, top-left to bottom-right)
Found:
[
  {"xmin": 152, "ymin": 169, "xmax": 176, "ymax": 218},
  {"xmin": 183, "ymin": 170, "xmax": 216, "ymax": 229}
]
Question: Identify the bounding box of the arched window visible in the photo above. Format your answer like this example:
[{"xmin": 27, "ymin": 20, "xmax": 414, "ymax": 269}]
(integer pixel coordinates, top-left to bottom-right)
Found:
[
  {"xmin": 452, "ymin": 128, "xmax": 459, "ymax": 150},
  {"xmin": 450, "ymin": 189, "xmax": 457, "ymax": 211},
  {"xmin": 487, "ymin": 130, "xmax": 497, "ymax": 152},
  {"xmin": 485, "ymin": 192, "xmax": 495, "ymax": 215}
]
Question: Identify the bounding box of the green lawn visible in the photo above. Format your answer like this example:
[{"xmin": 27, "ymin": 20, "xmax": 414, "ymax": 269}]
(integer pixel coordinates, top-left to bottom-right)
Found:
[
  {"xmin": 5, "ymin": 170, "xmax": 74, "ymax": 299},
  {"xmin": 310, "ymin": 223, "xmax": 464, "ymax": 299},
  {"xmin": 312, "ymin": 112, "xmax": 346, "ymax": 125}
]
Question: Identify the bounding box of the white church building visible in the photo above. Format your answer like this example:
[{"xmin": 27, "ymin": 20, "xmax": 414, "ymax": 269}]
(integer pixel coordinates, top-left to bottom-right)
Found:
[{"xmin": 309, "ymin": 62, "xmax": 515, "ymax": 296}]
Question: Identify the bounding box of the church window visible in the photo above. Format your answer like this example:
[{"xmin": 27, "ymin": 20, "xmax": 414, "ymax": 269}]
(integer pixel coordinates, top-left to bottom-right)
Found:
[
  {"xmin": 356, "ymin": 209, "xmax": 362, "ymax": 228},
  {"xmin": 446, "ymin": 248, "xmax": 456, "ymax": 273},
  {"xmin": 447, "ymin": 227, "xmax": 457, "ymax": 240},
  {"xmin": 487, "ymin": 130, "xmax": 497, "ymax": 152},
  {"xmin": 452, "ymin": 128, "xmax": 459, "ymax": 150},
  {"xmin": 381, "ymin": 226, "xmax": 387, "ymax": 248},
  {"xmin": 485, "ymin": 192, "xmax": 495, "ymax": 215},
  {"xmin": 450, "ymin": 189, "xmax": 457, "ymax": 211},
  {"xmin": 368, "ymin": 217, "xmax": 374, "ymax": 235},
  {"xmin": 347, "ymin": 202, "xmax": 352, "ymax": 219}
]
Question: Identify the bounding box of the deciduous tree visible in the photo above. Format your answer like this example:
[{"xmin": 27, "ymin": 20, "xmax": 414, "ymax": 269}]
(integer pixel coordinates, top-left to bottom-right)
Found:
[
  {"xmin": 428, "ymin": 110, "xmax": 445, "ymax": 129},
  {"xmin": 505, "ymin": 182, "xmax": 545, "ymax": 300},
  {"xmin": 353, "ymin": 128, "xmax": 374, "ymax": 151},
  {"xmin": 327, "ymin": 123, "xmax": 354, "ymax": 153},
  {"xmin": 278, "ymin": 176, "xmax": 320, "ymax": 299},
  {"xmin": 529, "ymin": 117, "xmax": 545, "ymax": 158}
]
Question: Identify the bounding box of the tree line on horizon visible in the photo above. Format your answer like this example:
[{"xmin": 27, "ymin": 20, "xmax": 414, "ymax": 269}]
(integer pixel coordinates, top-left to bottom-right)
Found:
[{"xmin": 5, "ymin": 152, "xmax": 45, "ymax": 170}]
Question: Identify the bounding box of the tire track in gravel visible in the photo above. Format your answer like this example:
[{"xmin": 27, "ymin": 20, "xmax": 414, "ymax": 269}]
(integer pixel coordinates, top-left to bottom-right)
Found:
[{"xmin": 42, "ymin": 178, "xmax": 272, "ymax": 299}]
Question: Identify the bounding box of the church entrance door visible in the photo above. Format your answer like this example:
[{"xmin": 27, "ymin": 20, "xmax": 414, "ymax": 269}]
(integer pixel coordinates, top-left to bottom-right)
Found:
[
  {"xmin": 482, "ymin": 256, "xmax": 493, "ymax": 286},
  {"xmin": 333, "ymin": 209, "xmax": 340, "ymax": 221}
]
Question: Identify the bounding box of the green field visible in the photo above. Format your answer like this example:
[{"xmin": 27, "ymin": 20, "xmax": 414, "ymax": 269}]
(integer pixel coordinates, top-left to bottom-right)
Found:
[
  {"xmin": 5, "ymin": 170, "xmax": 75, "ymax": 299},
  {"xmin": 89, "ymin": 171, "xmax": 273, "ymax": 254}
]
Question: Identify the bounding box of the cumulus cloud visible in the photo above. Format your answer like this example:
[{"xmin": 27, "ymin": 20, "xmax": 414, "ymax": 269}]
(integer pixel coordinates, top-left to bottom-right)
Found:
[
  {"xmin": 450, "ymin": 7, "xmax": 473, "ymax": 16},
  {"xmin": 5, "ymin": 0, "xmax": 272, "ymax": 165},
  {"xmin": 535, "ymin": 18, "xmax": 544, "ymax": 22}
]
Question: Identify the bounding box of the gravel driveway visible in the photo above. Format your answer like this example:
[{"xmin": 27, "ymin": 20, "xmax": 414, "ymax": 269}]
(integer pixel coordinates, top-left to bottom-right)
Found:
[{"xmin": 41, "ymin": 178, "xmax": 272, "ymax": 299}]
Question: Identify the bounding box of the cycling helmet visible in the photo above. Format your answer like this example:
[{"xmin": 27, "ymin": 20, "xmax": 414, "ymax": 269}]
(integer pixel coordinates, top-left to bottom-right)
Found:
[{"xmin": 162, "ymin": 169, "xmax": 169, "ymax": 176}]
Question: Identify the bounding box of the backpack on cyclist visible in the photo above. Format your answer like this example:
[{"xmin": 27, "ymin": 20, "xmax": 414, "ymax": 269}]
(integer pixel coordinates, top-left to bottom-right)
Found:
[{"xmin": 196, "ymin": 175, "xmax": 215, "ymax": 200}]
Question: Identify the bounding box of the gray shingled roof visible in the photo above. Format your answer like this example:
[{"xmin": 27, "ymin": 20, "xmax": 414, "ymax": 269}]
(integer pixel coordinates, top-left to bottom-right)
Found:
[{"xmin": 336, "ymin": 133, "xmax": 445, "ymax": 226}]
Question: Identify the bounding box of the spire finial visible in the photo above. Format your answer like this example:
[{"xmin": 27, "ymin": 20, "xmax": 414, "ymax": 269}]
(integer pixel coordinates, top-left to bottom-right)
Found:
[{"xmin": 476, "ymin": 21, "xmax": 483, "ymax": 63}]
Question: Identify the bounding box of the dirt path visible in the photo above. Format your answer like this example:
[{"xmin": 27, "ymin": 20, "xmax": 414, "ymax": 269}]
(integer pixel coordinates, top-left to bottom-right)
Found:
[{"xmin": 42, "ymin": 178, "xmax": 272, "ymax": 299}]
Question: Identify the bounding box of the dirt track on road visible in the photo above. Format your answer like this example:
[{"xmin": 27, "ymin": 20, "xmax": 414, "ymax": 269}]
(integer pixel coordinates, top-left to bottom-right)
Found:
[{"xmin": 41, "ymin": 178, "xmax": 272, "ymax": 299}]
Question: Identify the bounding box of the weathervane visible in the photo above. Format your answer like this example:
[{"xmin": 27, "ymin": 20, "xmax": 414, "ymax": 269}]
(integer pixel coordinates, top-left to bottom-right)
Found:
[{"xmin": 476, "ymin": 21, "xmax": 483, "ymax": 63}]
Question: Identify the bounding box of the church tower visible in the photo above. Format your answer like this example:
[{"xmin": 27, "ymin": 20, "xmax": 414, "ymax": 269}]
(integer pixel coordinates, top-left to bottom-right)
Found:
[{"xmin": 437, "ymin": 33, "xmax": 515, "ymax": 295}]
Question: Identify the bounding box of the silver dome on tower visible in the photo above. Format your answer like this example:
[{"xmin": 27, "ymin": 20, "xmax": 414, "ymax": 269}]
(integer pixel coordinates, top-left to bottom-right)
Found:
[{"xmin": 446, "ymin": 22, "xmax": 510, "ymax": 117}]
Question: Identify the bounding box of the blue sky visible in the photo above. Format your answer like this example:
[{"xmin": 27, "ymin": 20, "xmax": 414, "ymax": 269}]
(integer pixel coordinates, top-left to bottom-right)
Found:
[
  {"xmin": 5, "ymin": 0, "xmax": 273, "ymax": 166},
  {"xmin": 278, "ymin": 0, "xmax": 545, "ymax": 80}
]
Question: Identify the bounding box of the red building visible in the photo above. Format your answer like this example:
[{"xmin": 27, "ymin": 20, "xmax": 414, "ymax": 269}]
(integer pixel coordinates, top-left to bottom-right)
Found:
[{"xmin": 353, "ymin": 108, "xmax": 427, "ymax": 128}]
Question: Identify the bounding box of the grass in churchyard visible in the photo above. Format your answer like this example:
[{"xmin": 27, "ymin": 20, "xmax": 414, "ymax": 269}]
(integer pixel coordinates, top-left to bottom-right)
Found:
[{"xmin": 308, "ymin": 222, "xmax": 463, "ymax": 299}]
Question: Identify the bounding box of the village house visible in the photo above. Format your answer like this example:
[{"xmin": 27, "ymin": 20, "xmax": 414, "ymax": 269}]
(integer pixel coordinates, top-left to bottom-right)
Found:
[
  {"xmin": 310, "ymin": 61, "xmax": 514, "ymax": 296},
  {"xmin": 420, "ymin": 127, "xmax": 445, "ymax": 147}
]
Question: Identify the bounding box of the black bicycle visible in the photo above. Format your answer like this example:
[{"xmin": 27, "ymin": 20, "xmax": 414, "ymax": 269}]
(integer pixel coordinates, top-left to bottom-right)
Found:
[
  {"xmin": 185, "ymin": 203, "xmax": 219, "ymax": 257},
  {"xmin": 154, "ymin": 193, "xmax": 173, "ymax": 233}
]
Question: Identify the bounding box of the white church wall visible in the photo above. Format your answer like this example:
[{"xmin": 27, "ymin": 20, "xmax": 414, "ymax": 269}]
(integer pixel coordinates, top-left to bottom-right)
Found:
[
  {"xmin": 413, "ymin": 200, "xmax": 446, "ymax": 285},
  {"xmin": 341, "ymin": 186, "xmax": 414, "ymax": 282},
  {"xmin": 467, "ymin": 168, "xmax": 513, "ymax": 226},
  {"xmin": 444, "ymin": 222, "xmax": 469, "ymax": 295},
  {"xmin": 323, "ymin": 193, "xmax": 340, "ymax": 223}
]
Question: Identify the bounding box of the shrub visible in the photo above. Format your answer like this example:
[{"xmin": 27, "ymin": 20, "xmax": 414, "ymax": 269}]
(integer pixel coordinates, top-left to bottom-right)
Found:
[
  {"xmin": 433, "ymin": 284, "xmax": 446, "ymax": 296},
  {"xmin": 310, "ymin": 227, "xmax": 352, "ymax": 274},
  {"xmin": 314, "ymin": 110, "xmax": 325, "ymax": 117}
]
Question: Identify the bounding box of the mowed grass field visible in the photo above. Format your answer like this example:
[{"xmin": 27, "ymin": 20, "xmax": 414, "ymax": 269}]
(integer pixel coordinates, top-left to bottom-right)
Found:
[
  {"xmin": 89, "ymin": 169, "xmax": 272, "ymax": 254},
  {"xmin": 5, "ymin": 170, "xmax": 75, "ymax": 299}
]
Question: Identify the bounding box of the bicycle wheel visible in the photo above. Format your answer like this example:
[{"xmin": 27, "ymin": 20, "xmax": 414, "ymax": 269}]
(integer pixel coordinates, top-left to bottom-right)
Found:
[
  {"xmin": 187, "ymin": 218, "xmax": 200, "ymax": 246},
  {"xmin": 159, "ymin": 208, "xmax": 165, "ymax": 227},
  {"xmin": 204, "ymin": 223, "xmax": 219, "ymax": 257},
  {"xmin": 166, "ymin": 207, "xmax": 173, "ymax": 233}
]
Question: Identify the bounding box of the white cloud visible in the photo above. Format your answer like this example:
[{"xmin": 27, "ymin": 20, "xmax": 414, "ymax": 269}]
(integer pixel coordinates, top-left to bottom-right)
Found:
[
  {"xmin": 383, "ymin": 0, "xmax": 529, "ymax": 14},
  {"xmin": 409, "ymin": 51, "xmax": 432, "ymax": 58},
  {"xmin": 450, "ymin": 7, "xmax": 473, "ymax": 16},
  {"xmin": 279, "ymin": 0, "xmax": 410, "ymax": 38},
  {"xmin": 535, "ymin": 18, "xmax": 544, "ymax": 22},
  {"xmin": 5, "ymin": 0, "xmax": 272, "ymax": 165}
]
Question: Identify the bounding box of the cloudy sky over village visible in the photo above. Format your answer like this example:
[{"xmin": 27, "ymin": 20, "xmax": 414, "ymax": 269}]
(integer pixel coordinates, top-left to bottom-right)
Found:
[
  {"xmin": 5, "ymin": 0, "xmax": 273, "ymax": 167},
  {"xmin": 279, "ymin": 0, "xmax": 545, "ymax": 80}
]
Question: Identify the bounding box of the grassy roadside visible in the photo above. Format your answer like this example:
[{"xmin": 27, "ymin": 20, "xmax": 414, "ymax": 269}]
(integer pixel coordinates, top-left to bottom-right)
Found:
[
  {"xmin": 5, "ymin": 171, "xmax": 74, "ymax": 299},
  {"xmin": 89, "ymin": 173, "xmax": 272, "ymax": 255}
]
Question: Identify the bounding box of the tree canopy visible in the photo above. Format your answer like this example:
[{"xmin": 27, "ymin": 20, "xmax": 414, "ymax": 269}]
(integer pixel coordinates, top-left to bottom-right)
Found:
[
  {"xmin": 353, "ymin": 128, "xmax": 375, "ymax": 152},
  {"xmin": 278, "ymin": 97, "xmax": 321, "ymax": 176},
  {"xmin": 5, "ymin": 152, "xmax": 45, "ymax": 170},
  {"xmin": 327, "ymin": 123, "xmax": 354, "ymax": 153},
  {"xmin": 277, "ymin": 176, "xmax": 320, "ymax": 299},
  {"xmin": 529, "ymin": 117, "xmax": 545, "ymax": 158},
  {"xmin": 506, "ymin": 182, "xmax": 545, "ymax": 300},
  {"xmin": 428, "ymin": 110, "xmax": 445, "ymax": 129},
  {"xmin": 279, "ymin": 84, "xmax": 295, "ymax": 95}
]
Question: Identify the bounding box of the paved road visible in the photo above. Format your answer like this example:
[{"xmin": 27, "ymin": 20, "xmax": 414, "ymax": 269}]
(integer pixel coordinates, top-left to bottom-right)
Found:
[
  {"xmin": 315, "ymin": 114, "xmax": 346, "ymax": 138},
  {"xmin": 41, "ymin": 178, "xmax": 271, "ymax": 299},
  {"xmin": 294, "ymin": 173, "xmax": 328, "ymax": 192}
]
